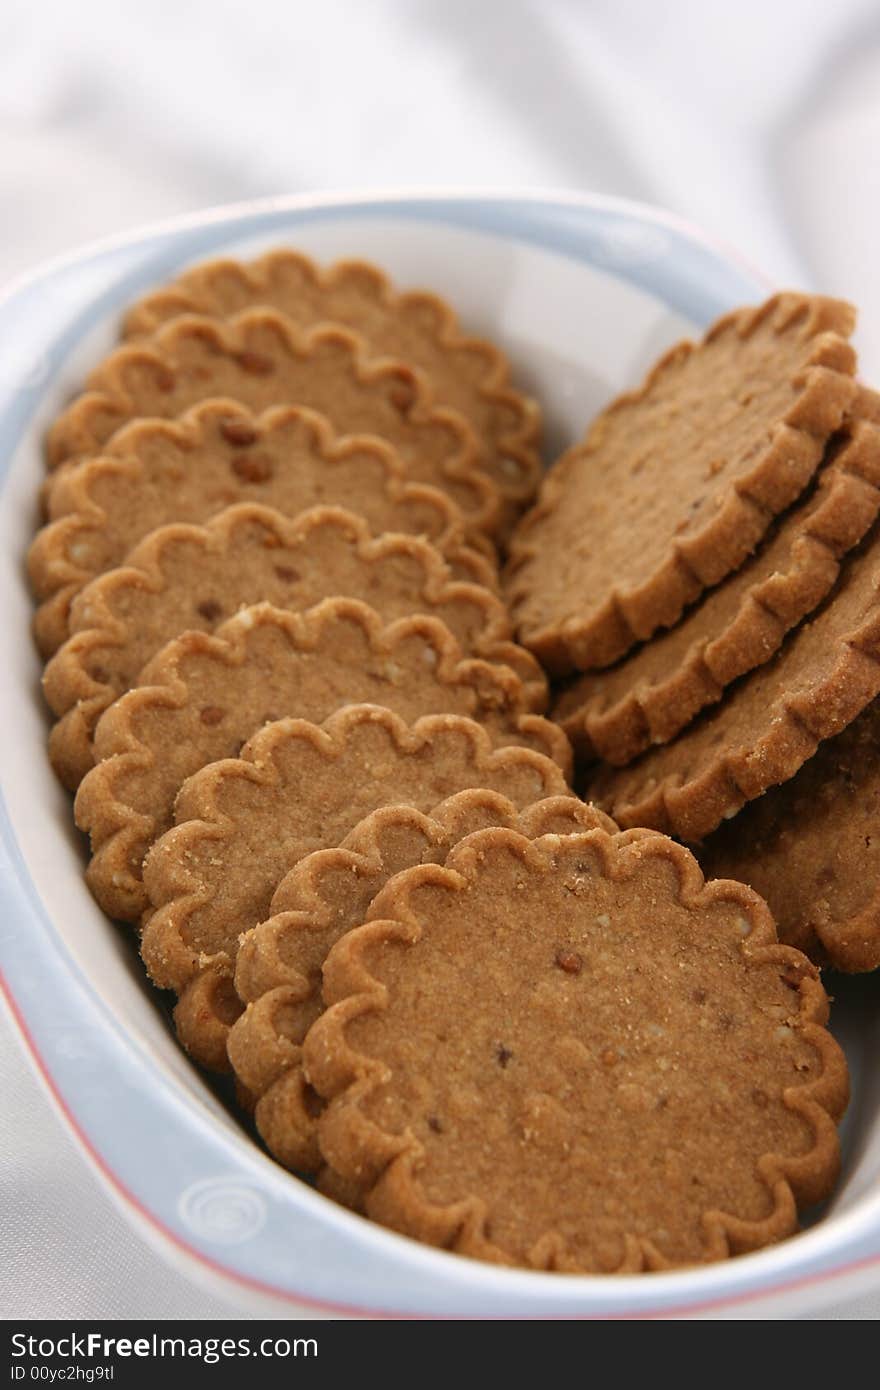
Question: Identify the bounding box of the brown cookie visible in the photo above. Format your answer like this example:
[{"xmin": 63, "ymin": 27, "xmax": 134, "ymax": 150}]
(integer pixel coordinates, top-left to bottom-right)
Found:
[
  {"xmin": 228, "ymin": 793, "xmax": 613, "ymax": 1173},
  {"xmin": 591, "ymin": 523, "xmax": 880, "ymax": 840},
  {"xmin": 556, "ymin": 416, "xmax": 880, "ymax": 764},
  {"xmin": 303, "ymin": 826, "xmax": 847, "ymax": 1272},
  {"xmin": 139, "ymin": 706, "xmax": 573, "ymax": 1071},
  {"xmin": 46, "ymin": 310, "xmax": 502, "ymax": 535},
  {"xmin": 30, "ymin": 399, "xmax": 497, "ymax": 657},
  {"xmin": 42, "ymin": 503, "xmax": 545, "ymax": 791},
  {"xmin": 699, "ymin": 697, "xmax": 880, "ymax": 973},
  {"xmin": 76, "ymin": 598, "xmax": 571, "ymax": 922},
  {"xmin": 121, "ymin": 250, "xmax": 543, "ymax": 523},
  {"xmin": 314, "ymin": 1164, "xmax": 367, "ymax": 1214},
  {"xmin": 505, "ymin": 293, "xmax": 857, "ymax": 674}
]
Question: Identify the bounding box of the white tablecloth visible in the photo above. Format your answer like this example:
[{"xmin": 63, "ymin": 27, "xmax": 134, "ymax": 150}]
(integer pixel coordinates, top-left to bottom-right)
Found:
[{"xmin": 2, "ymin": 0, "xmax": 879, "ymax": 1320}]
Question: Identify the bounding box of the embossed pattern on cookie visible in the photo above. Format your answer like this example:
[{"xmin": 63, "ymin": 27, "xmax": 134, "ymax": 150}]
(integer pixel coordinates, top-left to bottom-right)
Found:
[
  {"xmin": 31, "ymin": 400, "xmax": 497, "ymax": 657},
  {"xmin": 121, "ymin": 250, "xmax": 543, "ymax": 519},
  {"xmin": 46, "ymin": 310, "xmax": 502, "ymax": 535},
  {"xmin": 699, "ymin": 697, "xmax": 880, "ymax": 973},
  {"xmin": 140, "ymin": 706, "xmax": 573, "ymax": 1070},
  {"xmin": 228, "ymin": 793, "xmax": 613, "ymax": 1172},
  {"xmin": 76, "ymin": 599, "xmax": 571, "ymax": 922},
  {"xmin": 305, "ymin": 827, "xmax": 848, "ymax": 1272},
  {"xmin": 42, "ymin": 504, "xmax": 546, "ymax": 791},
  {"xmin": 555, "ymin": 417, "xmax": 880, "ymax": 764},
  {"xmin": 505, "ymin": 294, "xmax": 858, "ymax": 674},
  {"xmin": 591, "ymin": 522, "xmax": 880, "ymax": 840}
]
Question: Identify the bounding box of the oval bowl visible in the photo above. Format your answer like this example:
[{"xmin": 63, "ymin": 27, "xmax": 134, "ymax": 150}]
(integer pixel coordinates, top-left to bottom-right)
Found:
[{"xmin": 2, "ymin": 188, "xmax": 879, "ymax": 1319}]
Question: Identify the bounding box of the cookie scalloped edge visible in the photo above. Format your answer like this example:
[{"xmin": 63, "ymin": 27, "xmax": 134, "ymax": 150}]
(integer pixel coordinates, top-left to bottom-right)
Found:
[
  {"xmin": 698, "ymin": 699, "xmax": 880, "ymax": 974},
  {"xmin": 505, "ymin": 293, "xmax": 859, "ymax": 674},
  {"xmin": 42, "ymin": 502, "xmax": 547, "ymax": 792},
  {"xmin": 46, "ymin": 308, "xmax": 503, "ymax": 537},
  {"xmin": 139, "ymin": 705, "xmax": 573, "ymax": 1070},
  {"xmin": 30, "ymin": 397, "xmax": 499, "ymax": 657},
  {"xmin": 556, "ymin": 415, "xmax": 880, "ymax": 764},
  {"xmin": 120, "ymin": 249, "xmax": 543, "ymax": 509},
  {"xmin": 303, "ymin": 825, "xmax": 848, "ymax": 1272},
  {"xmin": 226, "ymin": 793, "xmax": 611, "ymax": 1173},
  {"xmin": 590, "ymin": 548, "xmax": 880, "ymax": 840},
  {"xmin": 74, "ymin": 597, "xmax": 572, "ymax": 922}
]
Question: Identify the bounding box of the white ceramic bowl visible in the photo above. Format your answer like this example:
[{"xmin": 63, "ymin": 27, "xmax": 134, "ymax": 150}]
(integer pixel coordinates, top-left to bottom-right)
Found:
[{"xmin": 2, "ymin": 189, "xmax": 879, "ymax": 1319}]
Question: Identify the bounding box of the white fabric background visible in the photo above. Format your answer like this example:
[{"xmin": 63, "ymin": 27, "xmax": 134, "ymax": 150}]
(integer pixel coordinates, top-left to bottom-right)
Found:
[{"xmin": 2, "ymin": 0, "xmax": 879, "ymax": 1320}]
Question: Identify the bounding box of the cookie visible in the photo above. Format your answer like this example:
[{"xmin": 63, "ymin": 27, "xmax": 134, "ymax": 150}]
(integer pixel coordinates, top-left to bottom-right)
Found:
[
  {"xmin": 556, "ymin": 416, "xmax": 880, "ymax": 764},
  {"xmin": 700, "ymin": 697, "xmax": 880, "ymax": 973},
  {"xmin": 121, "ymin": 249, "xmax": 543, "ymax": 520},
  {"xmin": 46, "ymin": 310, "xmax": 502, "ymax": 536},
  {"xmin": 140, "ymin": 705, "xmax": 573, "ymax": 1070},
  {"xmin": 76, "ymin": 598, "xmax": 571, "ymax": 921},
  {"xmin": 42, "ymin": 503, "xmax": 545, "ymax": 790},
  {"xmin": 30, "ymin": 399, "xmax": 497, "ymax": 657},
  {"xmin": 314, "ymin": 1164, "xmax": 367, "ymax": 1214},
  {"xmin": 505, "ymin": 293, "xmax": 858, "ymax": 674},
  {"xmin": 303, "ymin": 826, "xmax": 847, "ymax": 1272},
  {"xmin": 227, "ymin": 793, "xmax": 614, "ymax": 1172},
  {"xmin": 591, "ymin": 522, "xmax": 880, "ymax": 840}
]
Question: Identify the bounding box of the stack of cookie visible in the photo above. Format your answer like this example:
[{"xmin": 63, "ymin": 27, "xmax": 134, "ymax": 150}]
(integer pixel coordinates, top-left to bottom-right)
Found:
[
  {"xmin": 507, "ymin": 293, "xmax": 880, "ymax": 976},
  {"xmin": 32, "ymin": 252, "xmax": 572, "ymax": 993},
  {"xmin": 30, "ymin": 263, "xmax": 851, "ymax": 1274}
]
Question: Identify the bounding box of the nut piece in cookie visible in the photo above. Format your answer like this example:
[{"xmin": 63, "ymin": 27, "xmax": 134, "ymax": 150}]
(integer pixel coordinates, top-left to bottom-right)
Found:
[
  {"xmin": 592, "ymin": 519, "xmax": 880, "ymax": 840},
  {"xmin": 227, "ymin": 793, "xmax": 614, "ymax": 1173},
  {"xmin": 122, "ymin": 249, "xmax": 543, "ymax": 521},
  {"xmin": 76, "ymin": 599, "xmax": 571, "ymax": 922},
  {"xmin": 139, "ymin": 706, "xmax": 573, "ymax": 1071},
  {"xmin": 46, "ymin": 309, "xmax": 501, "ymax": 536},
  {"xmin": 506, "ymin": 293, "xmax": 857, "ymax": 673},
  {"xmin": 305, "ymin": 827, "xmax": 848, "ymax": 1272},
  {"xmin": 700, "ymin": 697, "xmax": 880, "ymax": 973}
]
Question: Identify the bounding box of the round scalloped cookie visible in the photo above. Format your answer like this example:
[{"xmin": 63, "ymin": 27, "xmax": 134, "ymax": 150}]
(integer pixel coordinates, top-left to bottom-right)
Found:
[
  {"xmin": 139, "ymin": 706, "xmax": 573, "ymax": 1071},
  {"xmin": 304, "ymin": 826, "xmax": 848, "ymax": 1272},
  {"xmin": 76, "ymin": 599, "xmax": 571, "ymax": 922},
  {"xmin": 30, "ymin": 399, "xmax": 497, "ymax": 657},
  {"xmin": 121, "ymin": 249, "xmax": 542, "ymax": 524},
  {"xmin": 42, "ymin": 503, "xmax": 545, "ymax": 791},
  {"xmin": 46, "ymin": 310, "xmax": 502, "ymax": 536},
  {"xmin": 227, "ymin": 792, "xmax": 614, "ymax": 1173},
  {"xmin": 555, "ymin": 416, "xmax": 880, "ymax": 764},
  {"xmin": 120, "ymin": 248, "xmax": 539, "ymax": 522},
  {"xmin": 699, "ymin": 697, "xmax": 880, "ymax": 973},
  {"xmin": 591, "ymin": 521, "xmax": 880, "ymax": 840},
  {"xmin": 505, "ymin": 294, "xmax": 857, "ymax": 674}
]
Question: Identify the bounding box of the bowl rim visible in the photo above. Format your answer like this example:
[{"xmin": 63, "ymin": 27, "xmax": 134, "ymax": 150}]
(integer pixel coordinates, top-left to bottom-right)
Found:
[
  {"xmin": 0, "ymin": 182, "xmax": 771, "ymax": 309},
  {"xmin": 2, "ymin": 185, "xmax": 877, "ymax": 1319}
]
